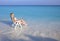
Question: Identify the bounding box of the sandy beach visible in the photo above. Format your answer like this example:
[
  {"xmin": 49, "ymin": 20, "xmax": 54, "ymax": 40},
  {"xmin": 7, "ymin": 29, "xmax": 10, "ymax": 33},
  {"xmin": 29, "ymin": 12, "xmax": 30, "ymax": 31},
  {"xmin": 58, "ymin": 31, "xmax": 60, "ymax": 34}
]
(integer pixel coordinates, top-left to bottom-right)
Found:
[{"xmin": 0, "ymin": 20, "xmax": 60, "ymax": 41}]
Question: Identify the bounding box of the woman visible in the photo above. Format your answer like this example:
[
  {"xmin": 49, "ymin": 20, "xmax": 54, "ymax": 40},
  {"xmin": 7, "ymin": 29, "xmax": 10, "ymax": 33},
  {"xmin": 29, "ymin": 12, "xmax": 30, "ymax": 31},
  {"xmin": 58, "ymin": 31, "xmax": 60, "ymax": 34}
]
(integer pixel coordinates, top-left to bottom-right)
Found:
[{"xmin": 10, "ymin": 13, "xmax": 27, "ymax": 26}]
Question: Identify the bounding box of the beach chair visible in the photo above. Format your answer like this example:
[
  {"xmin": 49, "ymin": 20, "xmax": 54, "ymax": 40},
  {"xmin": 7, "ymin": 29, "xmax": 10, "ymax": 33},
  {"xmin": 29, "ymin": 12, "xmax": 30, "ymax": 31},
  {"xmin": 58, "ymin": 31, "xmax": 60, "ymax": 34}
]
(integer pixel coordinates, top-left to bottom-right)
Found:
[
  {"xmin": 10, "ymin": 13, "xmax": 22, "ymax": 31},
  {"xmin": 10, "ymin": 13, "xmax": 27, "ymax": 31}
]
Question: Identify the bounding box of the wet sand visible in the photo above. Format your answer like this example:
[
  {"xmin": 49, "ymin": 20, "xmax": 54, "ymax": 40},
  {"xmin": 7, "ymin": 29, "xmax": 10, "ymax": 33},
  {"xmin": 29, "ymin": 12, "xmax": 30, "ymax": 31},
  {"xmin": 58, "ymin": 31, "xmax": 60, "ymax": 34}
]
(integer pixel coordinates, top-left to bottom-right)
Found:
[{"xmin": 0, "ymin": 20, "xmax": 60, "ymax": 41}]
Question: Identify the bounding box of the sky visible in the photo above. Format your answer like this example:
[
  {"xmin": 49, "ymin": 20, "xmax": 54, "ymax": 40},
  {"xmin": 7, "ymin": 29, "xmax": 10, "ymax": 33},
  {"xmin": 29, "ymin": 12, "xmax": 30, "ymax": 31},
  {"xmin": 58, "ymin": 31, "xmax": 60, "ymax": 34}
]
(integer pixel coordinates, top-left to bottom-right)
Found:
[{"xmin": 0, "ymin": 0, "xmax": 60, "ymax": 5}]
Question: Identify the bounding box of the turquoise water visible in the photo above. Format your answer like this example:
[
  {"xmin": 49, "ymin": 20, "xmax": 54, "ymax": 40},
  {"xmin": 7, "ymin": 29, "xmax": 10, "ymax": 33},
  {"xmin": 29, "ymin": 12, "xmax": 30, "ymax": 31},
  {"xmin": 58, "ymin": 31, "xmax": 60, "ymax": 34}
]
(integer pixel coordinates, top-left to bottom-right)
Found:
[
  {"xmin": 0, "ymin": 5, "xmax": 60, "ymax": 21},
  {"xmin": 0, "ymin": 5, "xmax": 60, "ymax": 41}
]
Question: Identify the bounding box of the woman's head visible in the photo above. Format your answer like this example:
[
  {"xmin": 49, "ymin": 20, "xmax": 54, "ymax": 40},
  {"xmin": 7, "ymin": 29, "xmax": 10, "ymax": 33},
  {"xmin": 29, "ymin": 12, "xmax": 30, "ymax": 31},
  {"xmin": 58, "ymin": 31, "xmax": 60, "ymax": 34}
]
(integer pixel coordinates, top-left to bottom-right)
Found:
[
  {"xmin": 10, "ymin": 13, "xmax": 15, "ymax": 22},
  {"xmin": 10, "ymin": 13, "xmax": 14, "ymax": 18}
]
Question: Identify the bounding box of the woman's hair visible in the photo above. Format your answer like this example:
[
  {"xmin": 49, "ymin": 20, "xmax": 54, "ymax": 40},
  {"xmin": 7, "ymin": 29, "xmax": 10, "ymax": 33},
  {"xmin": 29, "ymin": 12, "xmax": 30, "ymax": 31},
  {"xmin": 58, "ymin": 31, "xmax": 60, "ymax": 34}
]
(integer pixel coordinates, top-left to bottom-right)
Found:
[
  {"xmin": 10, "ymin": 13, "xmax": 14, "ymax": 17},
  {"xmin": 10, "ymin": 13, "xmax": 15, "ymax": 22}
]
